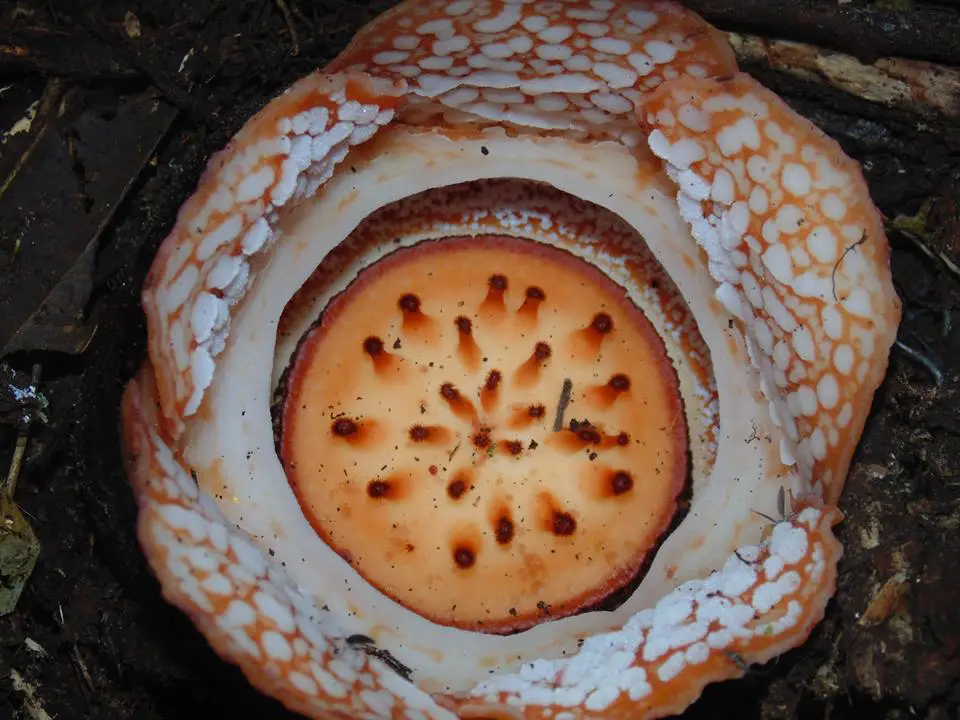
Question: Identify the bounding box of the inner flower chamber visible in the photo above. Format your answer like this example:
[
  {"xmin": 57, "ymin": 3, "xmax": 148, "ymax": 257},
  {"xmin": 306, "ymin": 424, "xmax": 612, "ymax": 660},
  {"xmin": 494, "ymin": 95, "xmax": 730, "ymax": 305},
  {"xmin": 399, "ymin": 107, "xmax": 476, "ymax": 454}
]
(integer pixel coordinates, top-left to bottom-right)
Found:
[{"xmin": 272, "ymin": 181, "xmax": 710, "ymax": 634}]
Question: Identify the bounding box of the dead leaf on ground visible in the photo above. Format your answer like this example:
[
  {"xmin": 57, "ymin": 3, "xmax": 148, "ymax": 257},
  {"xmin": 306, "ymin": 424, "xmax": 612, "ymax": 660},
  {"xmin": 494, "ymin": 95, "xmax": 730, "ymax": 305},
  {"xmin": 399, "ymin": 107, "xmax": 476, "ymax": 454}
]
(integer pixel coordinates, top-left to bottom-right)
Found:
[
  {"xmin": 0, "ymin": 83, "xmax": 176, "ymax": 359},
  {"xmin": 860, "ymin": 572, "xmax": 910, "ymax": 627},
  {"xmin": 0, "ymin": 493, "xmax": 40, "ymax": 616}
]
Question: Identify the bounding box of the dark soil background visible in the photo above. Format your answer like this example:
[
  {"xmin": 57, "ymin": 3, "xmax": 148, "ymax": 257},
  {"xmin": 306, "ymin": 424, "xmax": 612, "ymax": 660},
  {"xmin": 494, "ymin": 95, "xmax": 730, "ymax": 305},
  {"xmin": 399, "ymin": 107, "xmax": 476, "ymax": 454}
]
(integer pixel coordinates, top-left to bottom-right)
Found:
[{"xmin": 1, "ymin": 1, "xmax": 959, "ymax": 718}]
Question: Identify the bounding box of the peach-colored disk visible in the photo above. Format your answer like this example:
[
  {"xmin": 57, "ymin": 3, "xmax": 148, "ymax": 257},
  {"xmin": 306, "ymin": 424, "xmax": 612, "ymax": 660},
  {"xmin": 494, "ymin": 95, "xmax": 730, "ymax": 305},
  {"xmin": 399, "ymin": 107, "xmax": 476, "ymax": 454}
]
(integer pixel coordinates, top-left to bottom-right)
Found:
[{"xmin": 279, "ymin": 235, "xmax": 689, "ymax": 633}]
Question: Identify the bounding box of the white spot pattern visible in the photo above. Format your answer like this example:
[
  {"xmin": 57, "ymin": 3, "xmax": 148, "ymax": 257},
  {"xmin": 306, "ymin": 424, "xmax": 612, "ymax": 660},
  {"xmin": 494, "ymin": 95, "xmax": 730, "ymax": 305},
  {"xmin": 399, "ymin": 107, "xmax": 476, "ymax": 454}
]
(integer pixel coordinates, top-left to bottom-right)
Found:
[{"xmin": 644, "ymin": 73, "xmax": 900, "ymax": 497}]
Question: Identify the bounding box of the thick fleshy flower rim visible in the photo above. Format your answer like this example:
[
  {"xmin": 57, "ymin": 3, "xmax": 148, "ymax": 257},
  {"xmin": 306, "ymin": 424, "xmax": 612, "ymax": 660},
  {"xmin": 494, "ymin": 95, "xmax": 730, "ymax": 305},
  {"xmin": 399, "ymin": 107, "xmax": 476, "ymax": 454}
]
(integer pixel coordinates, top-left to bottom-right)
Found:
[{"xmin": 120, "ymin": 1, "xmax": 901, "ymax": 717}]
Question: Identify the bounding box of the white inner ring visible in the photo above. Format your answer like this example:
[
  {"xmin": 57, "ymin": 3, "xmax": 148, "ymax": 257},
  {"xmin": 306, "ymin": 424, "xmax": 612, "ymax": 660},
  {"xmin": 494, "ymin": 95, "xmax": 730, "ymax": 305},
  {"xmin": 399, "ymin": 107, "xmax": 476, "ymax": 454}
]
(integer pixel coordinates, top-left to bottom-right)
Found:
[{"xmin": 182, "ymin": 127, "xmax": 799, "ymax": 694}]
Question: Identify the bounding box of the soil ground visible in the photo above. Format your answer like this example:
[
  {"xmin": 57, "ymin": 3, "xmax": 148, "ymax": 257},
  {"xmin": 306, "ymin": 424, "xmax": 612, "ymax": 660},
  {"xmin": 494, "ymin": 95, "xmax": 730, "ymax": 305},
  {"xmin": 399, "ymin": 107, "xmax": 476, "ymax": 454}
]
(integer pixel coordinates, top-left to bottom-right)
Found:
[{"xmin": 1, "ymin": 1, "xmax": 959, "ymax": 719}]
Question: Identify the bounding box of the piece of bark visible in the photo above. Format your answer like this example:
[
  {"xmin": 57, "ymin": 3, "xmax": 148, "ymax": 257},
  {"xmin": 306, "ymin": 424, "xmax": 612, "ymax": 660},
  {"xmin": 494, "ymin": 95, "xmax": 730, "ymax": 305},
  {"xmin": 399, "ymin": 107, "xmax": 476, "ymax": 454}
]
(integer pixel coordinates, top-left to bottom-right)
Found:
[
  {"xmin": 728, "ymin": 33, "xmax": 960, "ymax": 118},
  {"xmin": 685, "ymin": 0, "xmax": 960, "ymax": 66}
]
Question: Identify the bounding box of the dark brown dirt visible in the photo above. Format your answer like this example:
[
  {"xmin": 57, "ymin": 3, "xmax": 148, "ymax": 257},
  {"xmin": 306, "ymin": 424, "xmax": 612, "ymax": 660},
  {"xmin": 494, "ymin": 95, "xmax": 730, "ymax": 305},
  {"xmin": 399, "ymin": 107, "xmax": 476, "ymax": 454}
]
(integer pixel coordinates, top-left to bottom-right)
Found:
[{"xmin": 1, "ymin": 1, "xmax": 959, "ymax": 719}]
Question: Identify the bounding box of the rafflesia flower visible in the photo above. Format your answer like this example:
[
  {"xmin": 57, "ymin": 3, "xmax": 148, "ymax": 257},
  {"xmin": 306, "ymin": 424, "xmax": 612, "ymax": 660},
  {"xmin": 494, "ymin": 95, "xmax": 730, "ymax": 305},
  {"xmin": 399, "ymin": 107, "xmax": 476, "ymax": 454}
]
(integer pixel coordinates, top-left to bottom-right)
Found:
[{"xmin": 121, "ymin": 1, "xmax": 901, "ymax": 718}]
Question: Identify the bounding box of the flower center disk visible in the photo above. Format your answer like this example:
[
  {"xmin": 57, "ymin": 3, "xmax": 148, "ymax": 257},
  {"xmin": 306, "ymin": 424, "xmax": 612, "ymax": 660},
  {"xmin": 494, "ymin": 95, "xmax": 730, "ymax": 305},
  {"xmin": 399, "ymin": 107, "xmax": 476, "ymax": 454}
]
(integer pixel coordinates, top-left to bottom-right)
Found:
[{"xmin": 278, "ymin": 235, "xmax": 689, "ymax": 633}]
